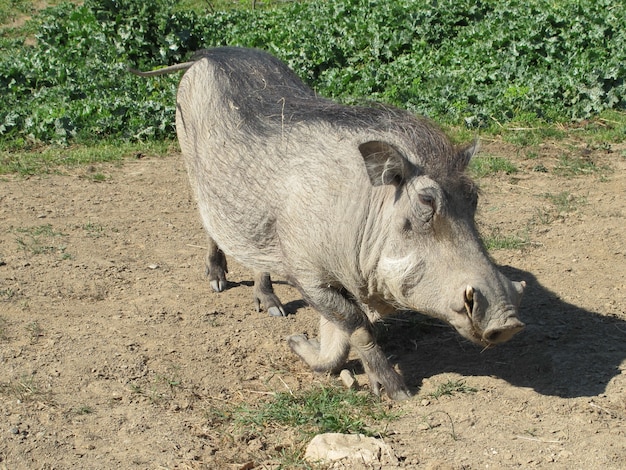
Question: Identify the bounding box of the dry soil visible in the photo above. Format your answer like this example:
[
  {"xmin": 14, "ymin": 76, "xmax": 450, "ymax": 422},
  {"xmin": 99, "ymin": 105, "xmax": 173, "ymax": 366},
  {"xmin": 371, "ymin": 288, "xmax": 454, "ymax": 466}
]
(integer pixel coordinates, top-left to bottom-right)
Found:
[{"xmin": 1, "ymin": 139, "xmax": 625, "ymax": 469}]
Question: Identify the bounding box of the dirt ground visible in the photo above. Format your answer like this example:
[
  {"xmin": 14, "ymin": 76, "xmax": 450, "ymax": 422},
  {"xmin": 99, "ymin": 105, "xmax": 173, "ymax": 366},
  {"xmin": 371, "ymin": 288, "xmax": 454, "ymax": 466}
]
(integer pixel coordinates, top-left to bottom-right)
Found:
[{"xmin": 1, "ymin": 138, "xmax": 625, "ymax": 469}]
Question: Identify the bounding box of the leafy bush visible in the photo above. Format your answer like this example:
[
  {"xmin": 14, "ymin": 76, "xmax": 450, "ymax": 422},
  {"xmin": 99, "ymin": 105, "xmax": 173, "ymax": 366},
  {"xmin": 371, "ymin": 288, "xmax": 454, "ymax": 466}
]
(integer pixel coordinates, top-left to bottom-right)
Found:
[{"xmin": 1, "ymin": 0, "xmax": 625, "ymax": 146}]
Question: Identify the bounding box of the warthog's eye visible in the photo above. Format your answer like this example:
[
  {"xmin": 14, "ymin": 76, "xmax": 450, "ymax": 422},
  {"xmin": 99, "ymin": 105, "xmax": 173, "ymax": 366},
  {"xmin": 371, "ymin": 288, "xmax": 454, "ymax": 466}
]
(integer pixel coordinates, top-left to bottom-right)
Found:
[
  {"xmin": 416, "ymin": 190, "xmax": 437, "ymax": 224},
  {"xmin": 418, "ymin": 193, "xmax": 435, "ymax": 210}
]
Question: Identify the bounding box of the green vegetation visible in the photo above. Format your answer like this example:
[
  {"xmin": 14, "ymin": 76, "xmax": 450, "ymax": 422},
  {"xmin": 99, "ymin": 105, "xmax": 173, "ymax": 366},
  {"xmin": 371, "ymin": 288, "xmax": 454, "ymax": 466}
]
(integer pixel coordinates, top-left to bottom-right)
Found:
[
  {"xmin": 482, "ymin": 227, "xmax": 529, "ymax": 251},
  {"xmin": 82, "ymin": 221, "xmax": 106, "ymax": 237},
  {"xmin": 554, "ymin": 153, "xmax": 607, "ymax": 177},
  {"xmin": 0, "ymin": 0, "xmax": 32, "ymax": 24},
  {"xmin": 531, "ymin": 190, "xmax": 588, "ymax": 225},
  {"xmin": 235, "ymin": 385, "xmax": 396, "ymax": 437},
  {"xmin": 469, "ymin": 155, "xmax": 517, "ymax": 178},
  {"xmin": 15, "ymin": 224, "xmax": 68, "ymax": 255},
  {"xmin": 1, "ymin": 0, "xmax": 625, "ymax": 152},
  {"xmin": 0, "ymin": 374, "xmax": 49, "ymax": 403},
  {"xmin": 152, "ymin": 383, "xmax": 399, "ymax": 465},
  {"xmin": 0, "ymin": 140, "xmax": 172, "ymax": 175},
  {"xmin": 542, "ymin": 191, "xmax": 586, "ymax": 214}
]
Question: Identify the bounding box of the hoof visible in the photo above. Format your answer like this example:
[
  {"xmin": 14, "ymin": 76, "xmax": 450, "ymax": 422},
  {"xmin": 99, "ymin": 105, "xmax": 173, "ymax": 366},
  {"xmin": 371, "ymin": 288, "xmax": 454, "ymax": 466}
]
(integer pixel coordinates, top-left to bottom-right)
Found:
[{"xmin": 268, "ymin": 306, "xmax": 287, "ymax": 317}]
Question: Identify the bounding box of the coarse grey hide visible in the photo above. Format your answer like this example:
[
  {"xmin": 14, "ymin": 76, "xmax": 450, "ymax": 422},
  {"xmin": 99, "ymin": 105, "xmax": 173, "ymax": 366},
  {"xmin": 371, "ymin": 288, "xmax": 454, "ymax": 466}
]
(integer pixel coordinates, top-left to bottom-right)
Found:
[{"xmin": 130, "ymin": 47, "xmax": 526, "ymax": 400}]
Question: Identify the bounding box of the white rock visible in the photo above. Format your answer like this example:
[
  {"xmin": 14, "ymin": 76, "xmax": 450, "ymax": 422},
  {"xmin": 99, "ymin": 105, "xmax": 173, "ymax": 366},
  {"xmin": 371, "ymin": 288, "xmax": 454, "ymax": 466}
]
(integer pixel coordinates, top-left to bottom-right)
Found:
[
  {"xmin": 305, "ymin": 432, "xmax": 395, "ymax": 465},
  {"xmin": 339, "ymin": 369, "xmax": 358, "ymax": 390}
]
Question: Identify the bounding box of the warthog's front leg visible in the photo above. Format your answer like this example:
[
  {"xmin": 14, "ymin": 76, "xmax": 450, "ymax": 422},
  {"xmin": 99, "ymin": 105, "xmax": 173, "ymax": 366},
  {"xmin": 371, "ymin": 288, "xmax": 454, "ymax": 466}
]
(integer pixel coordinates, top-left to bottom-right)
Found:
[
  {"xmin": 349, "ymin": 326, "xmax": 411, "ymax": 400},
  {"xmin": 288, "ymin": 284, "xmax": 411, "ymax": 400}
]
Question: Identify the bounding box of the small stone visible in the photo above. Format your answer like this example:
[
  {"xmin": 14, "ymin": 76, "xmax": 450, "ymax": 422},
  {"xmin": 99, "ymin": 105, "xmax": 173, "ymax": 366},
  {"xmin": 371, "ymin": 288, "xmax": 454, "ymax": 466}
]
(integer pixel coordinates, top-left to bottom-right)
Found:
[
  {"xmin": 340, "ymin": 369, "xmax": 358, "ymax": 390},
  {"xmin": 147, "ymin": 264, "xmax": 160, "ymax": 270},
  {"xmin": 10, "ymin": 427, "xmax": 19, "ymax": 435}
]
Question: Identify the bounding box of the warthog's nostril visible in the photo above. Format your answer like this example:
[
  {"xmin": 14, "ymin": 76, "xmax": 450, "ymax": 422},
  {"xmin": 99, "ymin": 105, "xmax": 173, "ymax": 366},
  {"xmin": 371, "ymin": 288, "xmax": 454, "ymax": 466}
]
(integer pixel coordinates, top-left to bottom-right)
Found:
[
  {"xmin": 484, "ymin": 329, "xmax": 504, "ymax": 343},
  {"xmin": 483, "ymin": 320, "xmax": 525, "ymax": 344}
]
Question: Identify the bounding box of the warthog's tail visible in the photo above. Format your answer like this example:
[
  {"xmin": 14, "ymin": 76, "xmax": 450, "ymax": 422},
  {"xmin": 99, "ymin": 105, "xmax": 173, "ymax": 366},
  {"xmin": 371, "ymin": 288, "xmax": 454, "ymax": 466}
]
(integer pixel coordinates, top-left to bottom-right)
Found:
[
  {"xmin": 127, "ymin": 61, "xmax": 195, "ymax": 77},
  {"xmin": 128, "ymin": 50, "xmax": 216, "ymax": 77}
]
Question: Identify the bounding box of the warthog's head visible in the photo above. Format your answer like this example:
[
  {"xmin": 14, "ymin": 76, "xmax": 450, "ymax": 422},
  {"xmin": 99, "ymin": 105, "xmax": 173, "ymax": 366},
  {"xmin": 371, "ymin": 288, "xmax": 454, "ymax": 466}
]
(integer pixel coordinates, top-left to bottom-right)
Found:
[{"xmin": 360, "ymin": 136, "xmax": 525, "ymax": 347}]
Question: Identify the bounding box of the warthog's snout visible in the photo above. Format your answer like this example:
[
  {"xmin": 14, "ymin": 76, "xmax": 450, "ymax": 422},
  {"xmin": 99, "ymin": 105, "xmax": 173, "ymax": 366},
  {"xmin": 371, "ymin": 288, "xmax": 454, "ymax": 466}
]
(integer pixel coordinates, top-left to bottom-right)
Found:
[
  {"xmin": 482, "ymin": 317, "xmax": 525, "ymax": 344},
  {"xmin": 462, "ymin": 283, "xmax": 525, "ymax": 346}
]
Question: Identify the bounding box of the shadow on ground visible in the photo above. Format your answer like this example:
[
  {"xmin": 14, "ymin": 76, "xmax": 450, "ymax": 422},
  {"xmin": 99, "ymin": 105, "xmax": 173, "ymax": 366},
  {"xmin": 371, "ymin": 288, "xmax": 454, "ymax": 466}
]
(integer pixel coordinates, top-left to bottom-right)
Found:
[{"xmin": 383, "ymin": 266, "xmax": 626, "ymax": 398}]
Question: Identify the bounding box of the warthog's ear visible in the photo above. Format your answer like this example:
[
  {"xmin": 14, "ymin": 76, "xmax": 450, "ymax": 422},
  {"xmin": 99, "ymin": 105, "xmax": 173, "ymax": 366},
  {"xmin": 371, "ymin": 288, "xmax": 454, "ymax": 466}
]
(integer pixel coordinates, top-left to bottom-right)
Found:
[
  {"xmin": 457, "ymin": 140, "xmax": 480, "ymax": 171},
  {"xmin": 359, "ymin": 141, "xmax": 409, "ymax": 187}
]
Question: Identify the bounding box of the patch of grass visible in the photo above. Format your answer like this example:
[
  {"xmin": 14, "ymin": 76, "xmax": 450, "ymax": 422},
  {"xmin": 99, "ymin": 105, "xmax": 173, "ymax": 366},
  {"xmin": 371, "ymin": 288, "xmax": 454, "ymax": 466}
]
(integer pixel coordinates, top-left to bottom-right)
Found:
[
  {"xmin": 83, "ymin": 221, "xmax": 105, "ymax": 238},
  {"xmin": 554, "ymin": 154, "xmax": 602, "ymax": 177},
  {"xmin": 542, "ymin": 191, "xmax": 586, "ymax": 214},
  {"xmin": 1, "ymin": 287, "xmax": 15, "ymax": 301},
  {"xmin": 469, "ymin": 155, "xmax": 517, "ymax": 178},
  {"xmin": 16, "ymin": 224, "xmax": 64, "ymax": 238},
  {"xmin": 530, "ymin": 191, "xmax": 588, "ymax": 226},
  {"xmin": 427, "ymin": 379, "xmax": 477, "ymax": 399},
  {"xmin": 235, "ymin": 385, "xmax": 397, "ymax": 438},
  {"xmin": 0, "ymin": 0, "xmax": 32, "ymax": 25},
  {"xmin": 213, "ymin": 386, "xmax": 400, "ymax": 467},
  {"xmin": 25, "ymin": 320, "xmax": 43, "ymax": 343},
  {"xmin": 87, "ymin": 171, "xmax": 107, "ymax": 182},
  {"xmin": 501, "ymin": 126, "xmax": 566, "ymax": 147},
  {"xmin": 72, "ymin": 405, "xmax": 95, "ymax": 415},
  {"xmin": 0, "ymin": 140, "xmax": 173, "ymax": 176},
  {"xmin": 572, "ymin": 110, "xmax": 626, "ymax": 145},
  {"xmin": 482, "ymin": 227, "xmax": 529, "ymax": 251},
  {"xmin": 0, "ymin": 374, "xmax": 49, "ymax": 403},
  {"xmin": 532, "ymin": 207, "xmax": 555, "ymax": 225},
  {"xmin": 128, "ymin": 364, "xmax": 184, "ymax": 405},
  {"xmin": 15, "ymin": 224, "xmax": 67, "ymax": 255}
]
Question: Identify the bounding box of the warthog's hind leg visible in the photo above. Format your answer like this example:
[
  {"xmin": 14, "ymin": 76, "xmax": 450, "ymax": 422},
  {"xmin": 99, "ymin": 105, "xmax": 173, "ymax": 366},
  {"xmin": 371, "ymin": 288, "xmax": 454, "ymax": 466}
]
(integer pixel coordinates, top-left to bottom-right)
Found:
[
  {"xmin": 205, "ymin": 238, "xmax": 228, "ymax": 292},
  {"xmin": 253, "ymin": 271, "xmax": 286, "ymax": 317},
  {"xmin": 288, "ymin": 317, "xmax": 350, "ymax": 372}
]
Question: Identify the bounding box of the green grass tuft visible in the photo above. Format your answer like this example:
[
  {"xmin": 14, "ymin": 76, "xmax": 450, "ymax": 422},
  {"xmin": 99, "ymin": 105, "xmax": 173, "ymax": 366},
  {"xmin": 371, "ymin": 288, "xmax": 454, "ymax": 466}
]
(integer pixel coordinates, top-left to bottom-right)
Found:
[
  {"xmin": 469, "ymin": 156, "xmax": 517, "ymax": 178},
  {"xmin": 427, "ymin": 379, "xmax": 477, "ymax": 399},
  {"xmin": 554, "ymin": 154, "xmax": 606, "ymax": 177},
  {"xmin": 15, "ymin": 224, "xmax": 68, "ymax": 255},
  {"xmin": 482, "ymin": 227, "xmax": 529, "ymax": 251},
  {"xmin": 0, "ymin": 140, "xmax": 173, "ymax": 176},
  {"xmin": 235, "ymin": 385, "xmax": 397, "ymax": 438}
]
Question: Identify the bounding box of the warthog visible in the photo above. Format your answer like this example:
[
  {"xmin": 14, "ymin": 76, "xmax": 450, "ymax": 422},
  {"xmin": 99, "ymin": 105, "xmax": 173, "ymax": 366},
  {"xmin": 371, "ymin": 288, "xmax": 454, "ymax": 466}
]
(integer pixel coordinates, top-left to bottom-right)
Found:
[{"xmin": 130, "ymin": 47, "xmax": 525, "ymax": 400}]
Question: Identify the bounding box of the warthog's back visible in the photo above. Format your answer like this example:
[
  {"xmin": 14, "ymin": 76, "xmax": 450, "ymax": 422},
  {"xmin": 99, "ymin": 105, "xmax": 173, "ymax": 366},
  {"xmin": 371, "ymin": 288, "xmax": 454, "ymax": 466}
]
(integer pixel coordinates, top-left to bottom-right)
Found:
[
  {"xmin": 174, "ymin": 48, "xmax": 372, "ymax": 276},
  {"xmin": 173, "ymin": 47, "xmax": 441, "ymax": 276}
]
